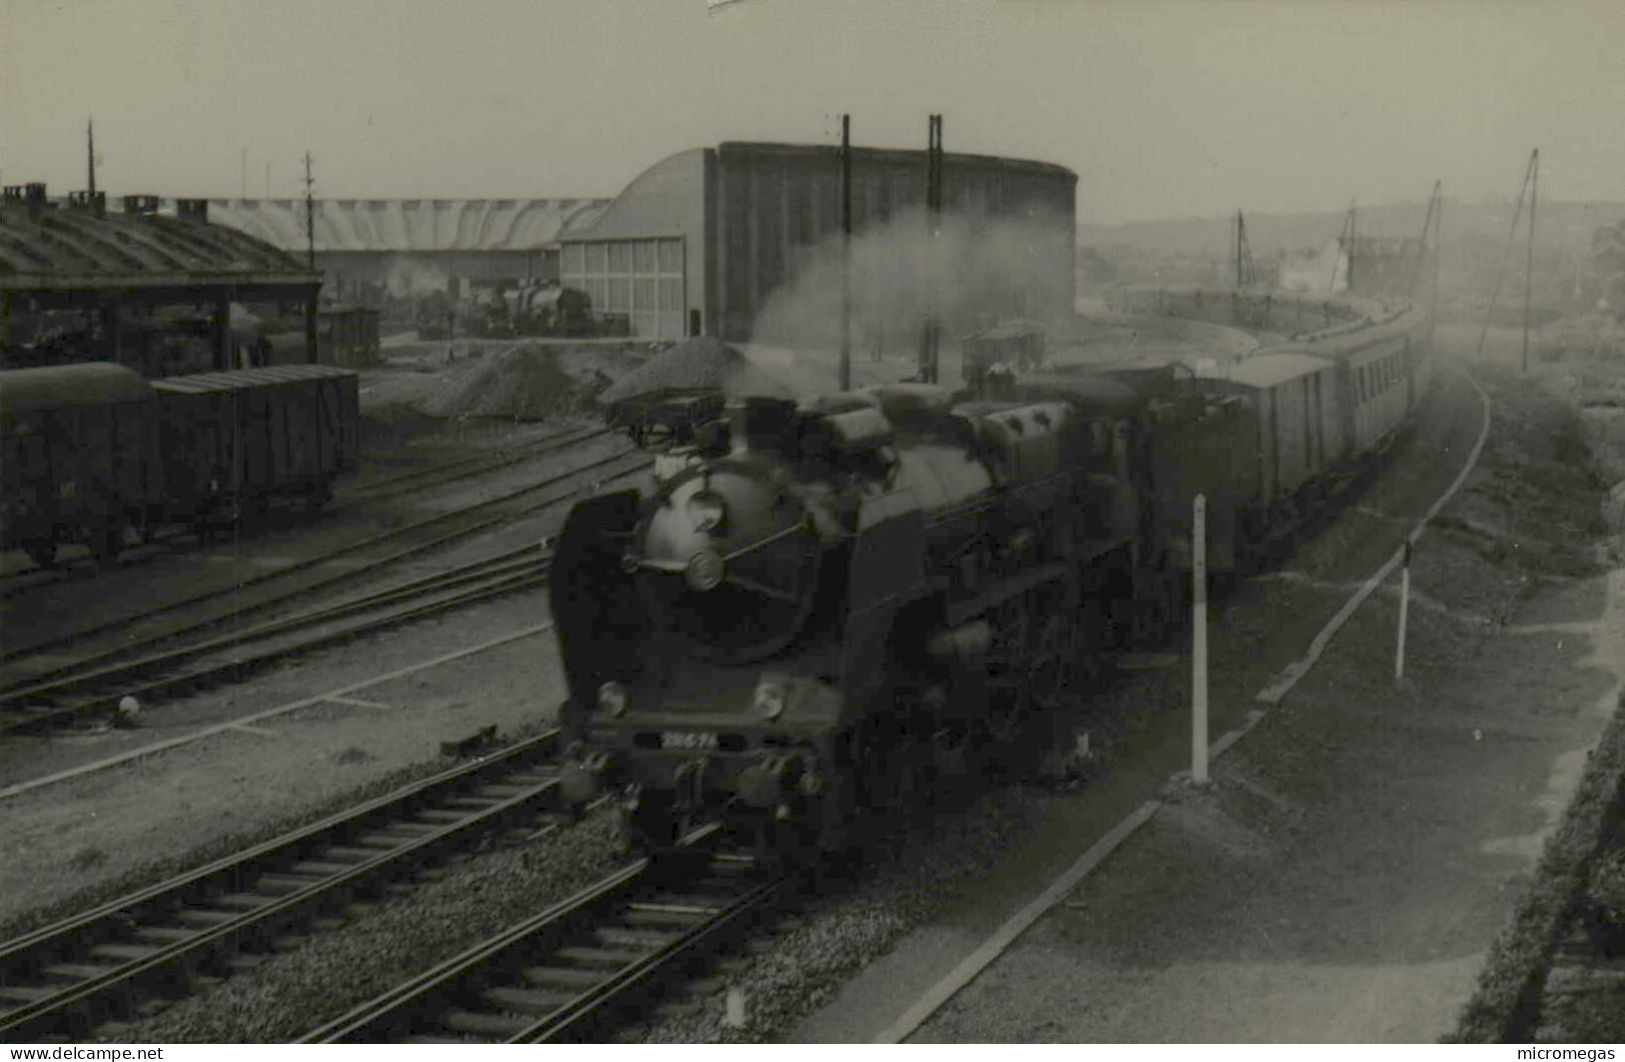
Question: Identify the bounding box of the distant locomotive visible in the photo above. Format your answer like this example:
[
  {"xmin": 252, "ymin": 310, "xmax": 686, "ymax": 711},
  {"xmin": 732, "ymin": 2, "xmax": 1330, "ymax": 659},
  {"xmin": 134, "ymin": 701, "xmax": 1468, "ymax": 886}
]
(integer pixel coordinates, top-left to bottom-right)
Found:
[
  {"xmin": 0, "ymin": 362, "xmax": 359, "ymax": 567},
  {"xmin": 549, "ymin": 306, "xmax": 1433, "ymax": 854}
]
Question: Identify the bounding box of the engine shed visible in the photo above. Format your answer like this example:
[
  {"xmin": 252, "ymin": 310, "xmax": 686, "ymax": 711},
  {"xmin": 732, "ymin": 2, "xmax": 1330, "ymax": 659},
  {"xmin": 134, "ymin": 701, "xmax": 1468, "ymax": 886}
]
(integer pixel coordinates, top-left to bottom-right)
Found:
[
  {"xmin": 559, "ymin": 141, "xmax": 1076, "ymax": 342},
  {"xmin": 0, "ymin": 184, "xmax": 322, "ymax": 375}
]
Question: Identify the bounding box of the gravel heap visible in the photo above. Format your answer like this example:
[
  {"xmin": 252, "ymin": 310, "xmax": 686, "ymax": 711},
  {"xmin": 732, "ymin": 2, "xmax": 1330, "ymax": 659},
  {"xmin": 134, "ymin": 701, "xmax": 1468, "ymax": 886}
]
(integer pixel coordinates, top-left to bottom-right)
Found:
[
  {"xmin": 117, "ymin": 814, "xmax": 624, "ymax": 1043},
  {"xmin": 598, "ymin": 336, "xmax": 762, "ymax": 404},
  {"xmin": 419, "ymin": 343, "xmax": 589, "ymax": 420}
]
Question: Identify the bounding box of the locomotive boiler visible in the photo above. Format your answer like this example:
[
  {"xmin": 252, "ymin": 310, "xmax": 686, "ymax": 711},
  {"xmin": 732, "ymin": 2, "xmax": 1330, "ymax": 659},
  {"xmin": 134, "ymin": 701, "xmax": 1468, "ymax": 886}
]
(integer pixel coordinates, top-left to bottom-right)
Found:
[{"xmin": 550, "ymin": 383, "xmax": 1159, "ymax": 853}]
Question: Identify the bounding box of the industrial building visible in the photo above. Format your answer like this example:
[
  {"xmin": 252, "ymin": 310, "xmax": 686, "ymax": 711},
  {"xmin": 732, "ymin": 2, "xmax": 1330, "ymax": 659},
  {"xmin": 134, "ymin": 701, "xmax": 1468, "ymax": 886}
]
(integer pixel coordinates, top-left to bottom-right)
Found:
[
  {"xmin": 0, "ymin": 184, "xmax": 321, "ymax": 375},
  {"xmin": 201, "ymin": 197, "xmax": 609, "ymax": 302},
  {"xmin": 559, "ymin": 141, "xmax": 1078, "ymax": 341}
]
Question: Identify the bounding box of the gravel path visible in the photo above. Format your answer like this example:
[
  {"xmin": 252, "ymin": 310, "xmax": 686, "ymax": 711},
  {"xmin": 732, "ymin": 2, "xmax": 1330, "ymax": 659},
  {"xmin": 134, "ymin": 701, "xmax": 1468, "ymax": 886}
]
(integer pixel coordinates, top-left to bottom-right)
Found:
[{"xmin": 792, "ymin": 348, "xmax": 1623, "ymax": 1042}]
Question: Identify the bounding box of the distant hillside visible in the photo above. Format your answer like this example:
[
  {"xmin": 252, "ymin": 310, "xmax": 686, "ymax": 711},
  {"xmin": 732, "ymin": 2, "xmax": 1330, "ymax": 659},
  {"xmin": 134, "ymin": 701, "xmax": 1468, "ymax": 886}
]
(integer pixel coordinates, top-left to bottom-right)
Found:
[{"xmin": 1079, "ymin": 200, "xmax": 1625, "ymax": 259}]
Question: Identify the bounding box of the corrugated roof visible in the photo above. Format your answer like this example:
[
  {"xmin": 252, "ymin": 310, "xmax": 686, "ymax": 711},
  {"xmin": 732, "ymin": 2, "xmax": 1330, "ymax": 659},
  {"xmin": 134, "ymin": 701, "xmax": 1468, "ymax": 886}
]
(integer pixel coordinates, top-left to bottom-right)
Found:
[
  {"xmin": 149, "ymin": 364, "xmax": 355, "ymax": 395},
  {"xmin": 0, "ymin": 200, "xmax": 313, "ymax": 289},
  {"xmin": 199, "ymin": 198, "xmax": 611, "ymax": 254}
]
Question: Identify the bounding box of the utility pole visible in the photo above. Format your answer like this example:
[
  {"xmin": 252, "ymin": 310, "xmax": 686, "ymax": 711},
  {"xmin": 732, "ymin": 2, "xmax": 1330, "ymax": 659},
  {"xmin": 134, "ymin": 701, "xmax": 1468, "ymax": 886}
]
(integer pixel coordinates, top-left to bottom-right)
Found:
[
  {"xmin": 918, "ymin": 113, "xmax": 943, "ymax": 384},
  {"xmin": 1414, "ymin": 180, "xmax": 1443, "ymax": 341},
  {"xmin": 1473, "ymin": 150, "xmax": 1539, "ymax": 365},
  {"xmin": 302, "ymin": 151, "xmax": 319, "ymax": 362},
  {"xmin": 1332, "ymin": 199, "xmax": 1357, "ymax": 292},
  {"xmin": 1347, "ymin": 199, "xmax": 1357, "ymax": 293},
  {"xmin": 86, "ymin": 119, "xmax": 96, "ymax": 197},
  {"xmin": 302, "ymin": 151, "xmax": 317, "ymax": 270},
  {"xmin": 1235, "ymin": 210, "xmax": 1243, "ymax": 288},
  {"xmin": 840, "ymin": 114, "xmax": 852, "ymax": 391},
  {"xmin": 1522, "ymin": 149, "xmax": 1540, "ymax": 376},
  {"xmin": 1235, "ymin": 209, "xmax": 1256, "ymax": 289}
]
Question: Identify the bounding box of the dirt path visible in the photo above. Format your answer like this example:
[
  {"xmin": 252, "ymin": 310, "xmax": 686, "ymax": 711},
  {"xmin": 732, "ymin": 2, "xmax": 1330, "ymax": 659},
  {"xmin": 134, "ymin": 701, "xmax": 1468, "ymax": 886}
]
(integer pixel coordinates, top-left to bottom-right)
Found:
[{"xmin": 794, "ymin": 347, "xmax": 1623, "ymax": 1042}]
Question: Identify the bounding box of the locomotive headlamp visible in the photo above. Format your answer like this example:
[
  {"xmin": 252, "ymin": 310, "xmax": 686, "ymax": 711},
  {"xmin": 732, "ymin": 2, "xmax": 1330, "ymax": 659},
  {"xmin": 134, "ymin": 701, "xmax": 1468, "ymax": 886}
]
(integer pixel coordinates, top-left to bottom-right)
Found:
[
  {"xmin": 596, "ymin": 680, "xmax": 628, "ymax": 716},
  {"xmin": 686, "ymin": 489, "xmax": 727, "ymax": 533},
  {"xmin": 752, "ymin": 673, "xmax": 789, "ymax": 720}
]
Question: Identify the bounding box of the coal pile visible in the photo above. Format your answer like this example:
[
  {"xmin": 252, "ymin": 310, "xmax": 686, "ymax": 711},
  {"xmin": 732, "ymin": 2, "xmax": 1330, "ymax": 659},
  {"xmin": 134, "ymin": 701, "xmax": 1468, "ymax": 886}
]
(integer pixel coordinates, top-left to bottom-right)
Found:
[{"xmin": 598, "ymin": 336, "xmax": 773, "ymax": 403}]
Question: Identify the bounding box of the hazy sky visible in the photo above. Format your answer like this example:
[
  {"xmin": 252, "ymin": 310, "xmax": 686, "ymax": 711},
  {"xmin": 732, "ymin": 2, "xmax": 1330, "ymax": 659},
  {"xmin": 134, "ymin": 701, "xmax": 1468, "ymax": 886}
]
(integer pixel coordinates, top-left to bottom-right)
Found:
[{"xmin": 3, "ymin": 0, "xmax": 1622, "ymax": 223}]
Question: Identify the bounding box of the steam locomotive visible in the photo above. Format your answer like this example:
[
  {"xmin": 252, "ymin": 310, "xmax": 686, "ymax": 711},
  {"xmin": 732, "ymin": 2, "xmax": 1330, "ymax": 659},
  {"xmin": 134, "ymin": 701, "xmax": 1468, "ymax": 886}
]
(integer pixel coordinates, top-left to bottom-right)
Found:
[{"xmin": 549, "ymin": 307, "xmax": 1432, "ymax": 855}]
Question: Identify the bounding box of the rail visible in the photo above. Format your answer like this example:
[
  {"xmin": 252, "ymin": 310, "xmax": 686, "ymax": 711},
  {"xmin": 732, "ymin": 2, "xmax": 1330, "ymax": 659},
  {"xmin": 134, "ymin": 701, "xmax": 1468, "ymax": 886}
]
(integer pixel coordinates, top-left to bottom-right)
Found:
[
  {"xmin": 0, "ymin": 730, "xmax": 567, "ymax": 1041},
  {"xmin": 305, "ymin": 825, "xmax": 785, "ymax": 1044}
]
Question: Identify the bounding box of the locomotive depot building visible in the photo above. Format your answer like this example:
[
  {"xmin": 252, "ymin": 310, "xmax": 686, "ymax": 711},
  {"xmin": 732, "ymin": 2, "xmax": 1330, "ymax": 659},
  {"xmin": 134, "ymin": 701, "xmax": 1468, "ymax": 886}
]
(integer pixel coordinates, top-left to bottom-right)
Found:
[
  {"xmin": 558, "ymin": 140, "xmax": 1078, "ymax": 341},
  {"xmin": 200, "ymin": 195, "xmax": 611, "ymax": 303},
  {"xmin": 0, "ymin": 184, "xmax": 321, "ymax": 376}
]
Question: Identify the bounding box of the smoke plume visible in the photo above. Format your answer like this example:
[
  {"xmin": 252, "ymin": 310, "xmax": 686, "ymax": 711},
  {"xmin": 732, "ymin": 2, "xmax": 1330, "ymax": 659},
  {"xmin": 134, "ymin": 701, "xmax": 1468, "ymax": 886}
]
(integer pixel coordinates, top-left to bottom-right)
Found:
[
  {"xmin": 1278, "ymin": 240, "xmax": 1349, "ymax": 293},
  {"xmin": 747, "ymin": 207, "xmax": 1071, "ymax": 385}
]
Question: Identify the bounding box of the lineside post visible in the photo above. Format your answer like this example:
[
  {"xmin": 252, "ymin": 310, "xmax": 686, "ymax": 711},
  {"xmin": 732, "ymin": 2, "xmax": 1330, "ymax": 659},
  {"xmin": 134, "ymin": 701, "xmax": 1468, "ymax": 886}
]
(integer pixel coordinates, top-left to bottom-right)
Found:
[
  {"xmin": 1192, "ymin": 493, "xmax": 1209, "ymax": 784},
  {"xmin": 1395, "ymin": 538, "xmax": 1413, "ymax": 682}
]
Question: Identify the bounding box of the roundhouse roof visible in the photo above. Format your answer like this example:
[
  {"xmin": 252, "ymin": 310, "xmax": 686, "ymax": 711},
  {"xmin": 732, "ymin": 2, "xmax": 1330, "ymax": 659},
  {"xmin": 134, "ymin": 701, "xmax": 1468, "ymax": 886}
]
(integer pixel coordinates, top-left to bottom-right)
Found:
[
  {"xmin": 0, "ymin": 198, "xmax": 314, "ymax": 293},
  {"xmin": 200, "ymin": 198, "xmax": 611, "ymax": 254}
]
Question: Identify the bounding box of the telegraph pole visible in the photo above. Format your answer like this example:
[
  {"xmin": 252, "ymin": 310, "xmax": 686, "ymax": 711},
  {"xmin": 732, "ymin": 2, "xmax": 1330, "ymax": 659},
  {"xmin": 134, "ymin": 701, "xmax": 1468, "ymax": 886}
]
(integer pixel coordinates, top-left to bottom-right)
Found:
[
  {"xmin": 86, "ymin": 119, "xmax": 96, "ymax": 197},
  {"xmin": 302, "ymin": 152, "xmax": 317, "ymax": 269},
  {"xmin": 840, "ymin": 114, "xmax": 852, "ymax": 391},
  {"xmin": 1235, "ymin": 210, "xmax": 1243, "ymax": 288},
  {"xmin": 1414, "ymin": 180, "xmax": 1443, "ymax": 342},
  {"xmin": 1522, "ymin": 149, "xmax": 1540, "ymax": 376},
  {"xmin": 1472, "ymin": 151, "xmax": 1538, "ymax": 366},
  {"xmin": 302, "ymin": 151, "xmax": 319, "ymax": 362},
  {"xmin": 918, "ymin": 114, "xmax": 943, "ymax": 384}
]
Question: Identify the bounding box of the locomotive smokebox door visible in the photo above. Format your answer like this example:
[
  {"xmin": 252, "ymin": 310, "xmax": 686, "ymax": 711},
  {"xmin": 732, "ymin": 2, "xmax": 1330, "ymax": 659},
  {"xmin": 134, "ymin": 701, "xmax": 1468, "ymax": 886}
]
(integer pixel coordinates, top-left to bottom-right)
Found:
[{"xmin": 549, "ymin": 490, "xmax": 645, "ymax": 722}]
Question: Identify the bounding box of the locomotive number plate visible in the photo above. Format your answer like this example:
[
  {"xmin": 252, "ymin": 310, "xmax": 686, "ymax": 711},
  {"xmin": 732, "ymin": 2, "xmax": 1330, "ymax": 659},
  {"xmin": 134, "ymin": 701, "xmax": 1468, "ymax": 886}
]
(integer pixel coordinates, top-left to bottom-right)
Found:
[{"xmin": 661, "ymin": 731, "xmax": 719, "ymax": 750}]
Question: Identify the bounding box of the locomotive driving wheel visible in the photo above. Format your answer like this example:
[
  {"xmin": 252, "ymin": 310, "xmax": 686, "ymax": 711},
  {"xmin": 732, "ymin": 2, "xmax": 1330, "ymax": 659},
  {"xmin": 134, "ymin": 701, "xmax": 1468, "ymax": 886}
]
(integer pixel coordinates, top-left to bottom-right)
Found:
[
  {"xmin": 23, "ymin": 539, "xmax": 56, "ymax": 569},
  {"xmin": 1025, "ymin": 611, "xmax": 1080, "ymax": 713},
  {"xmin": 982, "ymin": 598, "xmax": 1032, "ymax": 744}
]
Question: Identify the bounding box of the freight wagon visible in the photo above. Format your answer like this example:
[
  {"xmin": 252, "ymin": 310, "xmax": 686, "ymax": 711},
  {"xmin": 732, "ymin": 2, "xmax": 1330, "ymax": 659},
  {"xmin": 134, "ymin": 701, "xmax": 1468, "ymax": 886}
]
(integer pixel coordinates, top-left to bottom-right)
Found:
[{"xmin": 0, "ymin": 362, "xmax": 359, "ymax": 567}]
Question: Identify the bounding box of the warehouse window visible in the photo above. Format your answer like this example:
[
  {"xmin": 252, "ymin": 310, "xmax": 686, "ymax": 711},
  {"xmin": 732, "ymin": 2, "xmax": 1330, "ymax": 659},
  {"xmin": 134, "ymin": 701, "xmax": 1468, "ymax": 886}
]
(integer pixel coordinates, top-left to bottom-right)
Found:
[{"xmin": 561, "ymin": 236, "xmax": 685, "ymax": 339}]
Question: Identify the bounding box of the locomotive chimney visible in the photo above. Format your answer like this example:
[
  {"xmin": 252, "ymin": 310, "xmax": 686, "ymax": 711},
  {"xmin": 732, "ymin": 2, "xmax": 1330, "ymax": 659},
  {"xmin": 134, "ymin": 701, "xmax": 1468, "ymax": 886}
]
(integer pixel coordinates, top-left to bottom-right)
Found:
[
  {"xmin": 67, "ymin": 190, "xmax": 107, "ymax": 218},
  {"xmin": 23, "ymin": 182, "xmax": 48, "ymax": 220},
  {"xmin": 122, "ymin": 194, "xmax": 160, "ymax": 217}
]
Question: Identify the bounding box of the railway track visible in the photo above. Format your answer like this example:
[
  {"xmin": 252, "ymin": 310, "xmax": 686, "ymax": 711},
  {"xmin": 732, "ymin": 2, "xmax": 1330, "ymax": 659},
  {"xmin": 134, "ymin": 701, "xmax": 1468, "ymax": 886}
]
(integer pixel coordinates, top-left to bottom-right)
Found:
[
  {"xmin": 0, "ymin": 730, "xmax": 570, "ymax": 1043},
  {"xmin": 0, "ymin": 543, "xmax": 556, "ymax": 734},
  {"xmin": 304, "ymin": 824, "xmax": 787, "ymax": 1044},
  {"xmin": 336, "ymin": 425, "xmax": 617, "ymax": 508},
  {"xmin": 0, "ymin": 426, "xmax": 618, "ymax": 599},
  {"xmin": 2, "ymin": 442, "xmax": 645, "ymax": 670},
  {"xmin": 0, "ymin": 448, "xmax": 652, "ymax": 728}
]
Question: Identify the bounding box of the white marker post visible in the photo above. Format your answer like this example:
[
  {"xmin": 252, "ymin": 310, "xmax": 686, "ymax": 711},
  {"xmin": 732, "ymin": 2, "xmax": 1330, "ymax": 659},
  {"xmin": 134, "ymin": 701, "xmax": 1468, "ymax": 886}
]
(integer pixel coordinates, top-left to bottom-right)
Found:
[
  {"xmin": 1395, "ymin": 538, "xmax": 1413, "ymax": 682},
  {"xmin": 1192, "ymin": 493, "xmax": 1209, "ymax": 784}
]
